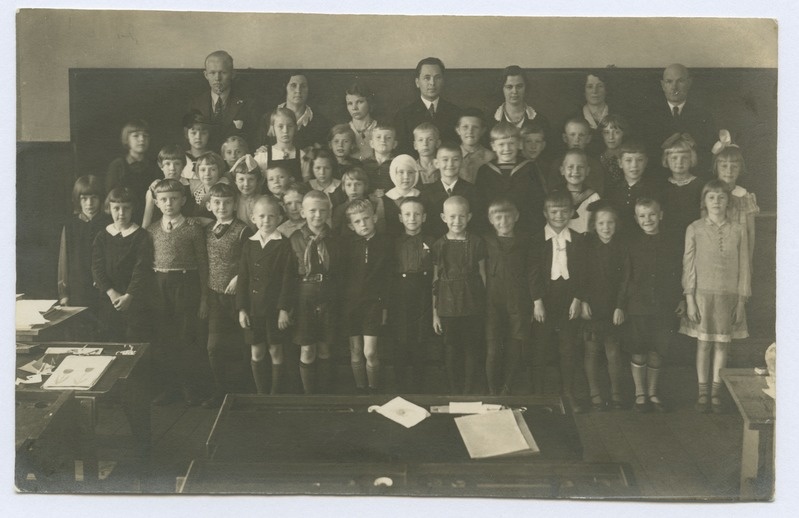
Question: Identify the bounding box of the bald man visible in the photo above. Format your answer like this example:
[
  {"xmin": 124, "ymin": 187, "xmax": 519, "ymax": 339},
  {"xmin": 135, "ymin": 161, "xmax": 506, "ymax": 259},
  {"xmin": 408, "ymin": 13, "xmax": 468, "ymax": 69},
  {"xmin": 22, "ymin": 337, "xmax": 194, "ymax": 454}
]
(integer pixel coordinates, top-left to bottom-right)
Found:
[
  {"xmin": 188, "ymin": 50, "xmax": 256, "ymax": 153},
  {"xmin": 639, "ymin": 63, "xmax": 716, "ymax": 177}
]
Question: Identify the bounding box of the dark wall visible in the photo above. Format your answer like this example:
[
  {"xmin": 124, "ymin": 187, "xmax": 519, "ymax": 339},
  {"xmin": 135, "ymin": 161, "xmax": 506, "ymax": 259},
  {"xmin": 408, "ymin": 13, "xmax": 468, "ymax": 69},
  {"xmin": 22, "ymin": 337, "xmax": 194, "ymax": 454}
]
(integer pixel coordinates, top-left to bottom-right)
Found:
[{"xmin": 69, "ymin": 67, "xmax": 777, "ymax": 211}]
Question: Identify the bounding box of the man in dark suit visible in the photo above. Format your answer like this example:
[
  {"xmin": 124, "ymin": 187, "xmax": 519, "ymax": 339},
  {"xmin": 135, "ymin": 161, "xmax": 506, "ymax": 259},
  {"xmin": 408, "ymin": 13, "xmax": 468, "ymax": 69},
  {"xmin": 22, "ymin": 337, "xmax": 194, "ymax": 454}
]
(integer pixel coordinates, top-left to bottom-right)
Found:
[
  {"xmin": 393, "ymin": 57, "xmax": 461, "ymax": 157},
  {"xmin": 188, "ymin": 50, "xmax": 256, "ymax": 153},
  {"xmin": 639, "ymin": 63, "xmax": 716, "ymax": 177}
]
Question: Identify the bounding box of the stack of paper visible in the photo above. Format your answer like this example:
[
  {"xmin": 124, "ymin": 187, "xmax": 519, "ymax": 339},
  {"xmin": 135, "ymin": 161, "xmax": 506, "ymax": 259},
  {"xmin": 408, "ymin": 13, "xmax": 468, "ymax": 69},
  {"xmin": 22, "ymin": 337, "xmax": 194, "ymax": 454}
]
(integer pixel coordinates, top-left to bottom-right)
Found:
[
  {"xmin": 455, "ymin": 409, "xmax": 540, "ymax": 459},
  {"xmin": 369, "ymin": 396, "xmax": 430, "ymax": 428},
  {"xmin": 15, "ymin": 300, "xmax": 58, "ymax": 329},
  {"xmin": 42, "ymin": 355, "xmax": 115, "ymax": 390}
]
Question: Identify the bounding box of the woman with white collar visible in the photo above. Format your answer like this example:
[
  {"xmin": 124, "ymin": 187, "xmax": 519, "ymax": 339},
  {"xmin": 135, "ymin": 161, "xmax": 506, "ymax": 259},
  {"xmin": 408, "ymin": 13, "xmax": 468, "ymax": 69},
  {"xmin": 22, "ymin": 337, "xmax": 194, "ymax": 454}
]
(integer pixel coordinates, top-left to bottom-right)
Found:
[
  {"xmin": 270, "ymin": 71, "xmax": 330, "ymax": 151},
  {"xmin": 494, "ymin": 65, "xmax": 550, "ymax": 134}
]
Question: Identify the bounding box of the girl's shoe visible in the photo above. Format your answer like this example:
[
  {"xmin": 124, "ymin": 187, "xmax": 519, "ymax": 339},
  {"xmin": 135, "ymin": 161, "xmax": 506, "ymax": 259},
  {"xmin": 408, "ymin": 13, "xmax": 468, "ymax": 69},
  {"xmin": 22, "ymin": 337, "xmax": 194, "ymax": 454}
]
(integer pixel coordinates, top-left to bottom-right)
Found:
[
  {"xmin": 591, "ymin": 395, "xmax": 607, "ymax": 412},
  {"xmin": 648, "ymin": 395, "xmax": 666, "ymax": 413},
  {"xmin": 710, "ymin": 396, "xmax": 725, "ymax": 414},
  {"xmin": 695, "ymin": 394, "xmax": 710, "ymax": 413},
  {"xmin": 633, "ymin": 394, "xmax": 650, "ymax": 413}
]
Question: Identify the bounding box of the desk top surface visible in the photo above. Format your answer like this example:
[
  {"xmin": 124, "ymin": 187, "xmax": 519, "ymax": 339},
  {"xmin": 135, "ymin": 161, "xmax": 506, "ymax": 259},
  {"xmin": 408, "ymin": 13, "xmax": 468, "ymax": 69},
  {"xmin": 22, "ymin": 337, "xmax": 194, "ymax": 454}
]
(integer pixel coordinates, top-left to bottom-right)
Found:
[
  {"xmin": 15, "ymin": 306, "xmax": 87, "ymax": 336},
  {"xmin": 15, "ymin": 342, "xmax": 149, "ymax": 396},
  {"xmin": 719, "ymin": 368, "xmax": 775, "ymax": 429},
  {"xmin": 207, "ymin": 394, "xmax": 582, "ymax": 464}
]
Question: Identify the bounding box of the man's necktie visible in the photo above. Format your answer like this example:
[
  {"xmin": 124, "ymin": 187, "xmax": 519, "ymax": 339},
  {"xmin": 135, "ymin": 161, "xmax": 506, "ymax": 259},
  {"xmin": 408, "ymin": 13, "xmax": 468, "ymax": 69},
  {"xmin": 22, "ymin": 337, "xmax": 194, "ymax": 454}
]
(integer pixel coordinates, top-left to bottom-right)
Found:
[
  {"xmin": 672, "ymin": 105, "xmax": 680, "ymax": 118},
  {"xmin": 214, "ymin": 97, "xmax": 224, "ymax": 121},
  {"xmin": 428, "ymin": 103, "xmax": 435, "ymax": 118},
  {"xmin": 446, "ymin": 187, "xmax": 453, "ymax": 197}
]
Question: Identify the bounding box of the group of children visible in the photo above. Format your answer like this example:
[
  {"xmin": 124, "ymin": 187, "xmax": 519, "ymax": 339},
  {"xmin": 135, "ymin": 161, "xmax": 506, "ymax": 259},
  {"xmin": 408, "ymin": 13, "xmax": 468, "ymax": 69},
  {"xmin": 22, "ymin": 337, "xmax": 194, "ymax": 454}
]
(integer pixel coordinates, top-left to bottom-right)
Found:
[{"xmin": 56, "ymin": 82, "xmax": 758, "ymax": 414}]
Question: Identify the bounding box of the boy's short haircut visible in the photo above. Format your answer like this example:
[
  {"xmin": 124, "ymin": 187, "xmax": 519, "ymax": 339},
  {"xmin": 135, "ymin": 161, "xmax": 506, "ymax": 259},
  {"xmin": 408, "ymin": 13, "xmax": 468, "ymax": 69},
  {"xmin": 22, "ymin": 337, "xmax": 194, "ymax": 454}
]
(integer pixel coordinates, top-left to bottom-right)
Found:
[
  {"xmin": 157, "ymin": 144, "xmax": 186, "ymax": 166},
  {"xmin": 634, "ymin": 197, "xmax": 661, "ymax": 212},
  {"xmin": 208, "ymin": 182, "xmax": 238, "ymax": 199},
  {"xmin": 341, "ymin": 166, "xmax": 370, "ymax": 190},
  {"xmin": 436, "ymin": 141, "xmax": 463, "ymax": 156},
  {"xmin": 265, "ymin": 165, "xmax": 291, "ymax": 178},
  {"xmin": 562, "ymin": 148, "xmax": 589, "ymax": 165},
  {"xmin": 563, "ymin": 117, "xmax": 591, "ymax": 132},
  {"xmin": 490, "ymin": 121, "xmax": 521, "ymax": 142},
  {"xmin": 284, "ymin": 182, "xmax": 310, "ymax": 200},
  {"xmin": 520, "ymin": 119, "xmax": 547, "ymax": 137},
  {"xmin": 398, "ymin": 196, "xmax": 425, "ymax": 212},
  {"xmin": 345, "ymin": 198, "xmax": 375, "ymax": 219},
  {"xmin": 442, "ymin": 194, "xmax": 470, "ymax": 213},
  {"xmin": 120, "ymin": 119, "xmax": 150, "ymax": 147},
  {"xmin": 328, "ymin": 124, "xmax": 357, "ymax": 143},
  {"xmin": 413, "ymin": 122, "xmax": 440, "ymax": 139},
  {"xmin": 415, "ymin": 57, "xmax": 445, "ymax": 77},
  {"xmin": 221, "ymin": 135, "xmax": 250, "ymax": 155},
  {"xmin": 196, "ymin": 151, "xmax": 227, "ymax": 173},
  {"xmin": 373, "ymin": 122, "xmax": 396, "ymax": 135},
  {"xmin": 71, "ymin": 175, "xmax": 104, "ymax": 213},
  {"xmin": 105, "ymin": 186, "xmax": 137, "ymax": 209},
  {"xmin": 487, "ymin": 197, "xmax": 519, "ymax": 217},
  {"xmin": 543, "ymin": 190, "xmax": 574, "ymax": 211},
  {"xmin": 253, "ymin": 194, "xmax": 283, "ymax": 213},
  {"xmin": 500, "ymin": 65, "xmax": 528, "ymax": 88},
  {"xmin": 153, "ymin": 178, "xmax": 186, "ymax": 195},
  {"xmin": 618, "ymin": 140, "xmax": 648, "ymax": 157},
  {"xmin": 457, "ymin": 107, "xmax": 486, "ymax": 127},
  {"xmin": 183, "ymin": 110, "xmax": 212, "ymax": 129},
  {"xmin": 302, "ymin": 189, "xmax": 331, "ymax": 207},
  {"xmin": 598, "ymin": 113, "xmax": 630, "ymax": 134},
  {"xmin": 205, "ymin": 50, "xmax": 233, "ymax": 69}
]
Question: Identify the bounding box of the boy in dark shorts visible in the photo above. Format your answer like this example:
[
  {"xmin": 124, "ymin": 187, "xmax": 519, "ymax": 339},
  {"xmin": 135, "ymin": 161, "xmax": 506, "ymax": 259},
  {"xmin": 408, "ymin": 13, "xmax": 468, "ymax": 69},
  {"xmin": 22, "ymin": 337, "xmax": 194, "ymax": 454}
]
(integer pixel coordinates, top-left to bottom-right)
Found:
[
  {"xmin": 483, "ymin": 198, "xmax": 534, "ymax": 395},
  {"xmin": 288, "ymin": 190, "xmax": 342, "ymax": 394},
  {"xmin": 202, "ymin": 183, "xmax": 253, "ymax": 408},
  {"xmin": 344, "ymin": 199, "xmax": 392, "ymax": 393},
  {"xmin": 620, "ymin": 198, "xmax": 684, "ymax": 412},
  {"xmin": 237, "ymin": 195, "xmax": 294, "ymax": 394}
]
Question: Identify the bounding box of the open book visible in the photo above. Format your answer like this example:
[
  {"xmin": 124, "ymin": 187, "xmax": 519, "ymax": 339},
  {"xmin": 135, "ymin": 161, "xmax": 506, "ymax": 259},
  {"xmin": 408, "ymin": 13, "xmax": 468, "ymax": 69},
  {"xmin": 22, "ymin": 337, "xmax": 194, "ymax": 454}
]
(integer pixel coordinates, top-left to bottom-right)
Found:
[
  {"xmin": 455, "ymin": 408, "xmax": 540, "ymax": 459},
  {"xmin": 41, "ymin": 355, "xmax": 115, "ymax": 390}
]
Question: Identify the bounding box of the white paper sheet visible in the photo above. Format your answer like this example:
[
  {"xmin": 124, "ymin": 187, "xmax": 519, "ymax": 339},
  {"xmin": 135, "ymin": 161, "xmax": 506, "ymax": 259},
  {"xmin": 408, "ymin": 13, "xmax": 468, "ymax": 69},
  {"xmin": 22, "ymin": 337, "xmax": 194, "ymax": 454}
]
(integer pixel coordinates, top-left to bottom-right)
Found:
[
  {"xmin": 369, "ymin": 396, "xmax": 430, "ymax": 428},
  {"xmin": 15, "ymin": 300, "xmax": 58, "ymax": 329}
]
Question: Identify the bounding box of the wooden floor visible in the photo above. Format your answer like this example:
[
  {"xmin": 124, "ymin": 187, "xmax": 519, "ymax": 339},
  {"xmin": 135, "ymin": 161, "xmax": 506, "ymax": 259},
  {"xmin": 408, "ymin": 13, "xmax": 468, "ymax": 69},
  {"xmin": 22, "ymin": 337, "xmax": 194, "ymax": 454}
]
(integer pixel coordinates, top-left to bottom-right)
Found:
[{"xmin": 75, "ymin": 361, "xmax": 749, "ymax": 500}]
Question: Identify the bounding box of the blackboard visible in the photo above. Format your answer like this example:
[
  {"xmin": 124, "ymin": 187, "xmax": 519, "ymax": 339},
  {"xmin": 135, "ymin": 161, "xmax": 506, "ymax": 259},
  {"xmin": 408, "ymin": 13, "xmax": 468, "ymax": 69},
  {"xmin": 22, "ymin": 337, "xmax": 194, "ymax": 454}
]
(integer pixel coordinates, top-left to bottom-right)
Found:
[{"xmin": 69, "ymin": 67, "xmax": 777, "ymax": 211}]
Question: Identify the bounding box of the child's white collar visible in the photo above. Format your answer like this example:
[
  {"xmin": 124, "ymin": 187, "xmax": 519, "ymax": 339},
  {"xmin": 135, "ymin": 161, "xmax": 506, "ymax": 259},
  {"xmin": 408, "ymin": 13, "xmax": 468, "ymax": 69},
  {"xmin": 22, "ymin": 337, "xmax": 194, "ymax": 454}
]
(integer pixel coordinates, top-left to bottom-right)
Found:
[{"xmin": 106, "ymin": 223, "xmax": 139, "ymax": 237}]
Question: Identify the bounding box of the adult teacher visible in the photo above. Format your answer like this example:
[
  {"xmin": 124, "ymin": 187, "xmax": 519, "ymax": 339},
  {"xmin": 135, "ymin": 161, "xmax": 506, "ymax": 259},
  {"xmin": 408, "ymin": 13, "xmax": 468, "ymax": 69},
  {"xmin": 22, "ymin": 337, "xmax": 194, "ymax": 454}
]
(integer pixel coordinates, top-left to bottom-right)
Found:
[
  {"xmin": 272, "ymin": 72, "xmax": 329, "ymax": 151},
  {"xmin": 394, "ymin": 57, "xmax": 460, "ymax": 157},
  {"xmin": 187, "ymin": 50, "xmax": 256, "ymax": 153},
  {"xmin": 493, "ymin": 65, "xmax": 550, "ymax": 134},
  {"xmin": 640, "ymin": 63, "xmax": 716, "ymax": 176},
  {"xmin": 575, "ymin": 70, "xmax": 616, "ymax": 155}
]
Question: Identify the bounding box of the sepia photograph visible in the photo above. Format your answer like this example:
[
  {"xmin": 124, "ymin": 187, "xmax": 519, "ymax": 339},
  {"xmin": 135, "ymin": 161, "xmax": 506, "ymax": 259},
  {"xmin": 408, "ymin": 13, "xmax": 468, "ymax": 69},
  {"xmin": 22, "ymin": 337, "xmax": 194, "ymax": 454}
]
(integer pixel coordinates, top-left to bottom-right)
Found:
[{"xmin": 10, "ymin": 2, "xmax": 786, "ymax": 514}]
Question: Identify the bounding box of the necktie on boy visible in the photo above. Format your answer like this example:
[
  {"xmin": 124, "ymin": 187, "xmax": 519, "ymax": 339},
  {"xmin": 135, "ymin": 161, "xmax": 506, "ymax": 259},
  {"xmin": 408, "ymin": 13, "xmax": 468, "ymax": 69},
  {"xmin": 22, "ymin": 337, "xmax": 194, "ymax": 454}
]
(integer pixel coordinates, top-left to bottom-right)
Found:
[
  {"xmin": 213, "ymin": 223, "xmax": 229, "ymax": 238},
  {"xmin": 672, "ymin": 105, "xmax": 680, "ymax": 118}
]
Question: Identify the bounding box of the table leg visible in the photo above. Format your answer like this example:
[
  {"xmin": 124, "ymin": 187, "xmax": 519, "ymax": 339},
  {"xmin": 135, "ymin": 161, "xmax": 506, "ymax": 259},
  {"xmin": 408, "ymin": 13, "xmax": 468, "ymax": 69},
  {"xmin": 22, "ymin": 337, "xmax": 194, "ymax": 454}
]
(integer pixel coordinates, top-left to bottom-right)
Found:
[{"xmin": 740, "ymin": 426, "xmax": 775, "ymax": 500}]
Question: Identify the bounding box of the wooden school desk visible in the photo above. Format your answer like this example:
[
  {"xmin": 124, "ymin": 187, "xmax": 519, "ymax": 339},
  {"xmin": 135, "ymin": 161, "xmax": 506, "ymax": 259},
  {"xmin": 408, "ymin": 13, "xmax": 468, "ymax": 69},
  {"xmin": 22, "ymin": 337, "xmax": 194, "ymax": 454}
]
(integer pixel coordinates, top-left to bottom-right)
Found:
[
  {"xmin": 15, "ymin": 342, "xmax": 152, "ymax": 490},
  {"xmin": 16, "ymin": 305, "xmax": 88, "ymax": 342},
  {"xmin": 719, "ymin": 368, "xmax": 775, "ymax": 500},
  {"xmin": 179, "ymin": 394, "xmax": 637, "ymax": 498}
]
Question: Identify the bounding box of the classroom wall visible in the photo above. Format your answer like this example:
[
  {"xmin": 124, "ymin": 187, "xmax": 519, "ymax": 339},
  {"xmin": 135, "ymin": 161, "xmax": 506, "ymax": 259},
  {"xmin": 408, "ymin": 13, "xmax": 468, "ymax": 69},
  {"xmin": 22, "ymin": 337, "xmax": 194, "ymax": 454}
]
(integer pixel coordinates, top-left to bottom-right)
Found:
[{"xmin": 17, "ymin": 10, "xmax": 777, "ymax": 142}]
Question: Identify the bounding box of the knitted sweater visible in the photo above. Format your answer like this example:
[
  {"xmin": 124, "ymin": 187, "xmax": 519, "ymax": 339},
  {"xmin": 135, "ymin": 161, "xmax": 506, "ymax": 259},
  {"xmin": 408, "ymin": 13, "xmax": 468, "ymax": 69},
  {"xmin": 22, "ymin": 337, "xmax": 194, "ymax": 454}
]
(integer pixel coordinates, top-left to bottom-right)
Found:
[
  {"xmin": 147, "ymin": 217, "xmax": 208, "ymax": 273},
  {"xmin": 206, "ymin": 219, "xmax": 252, "ymax": 293}
]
